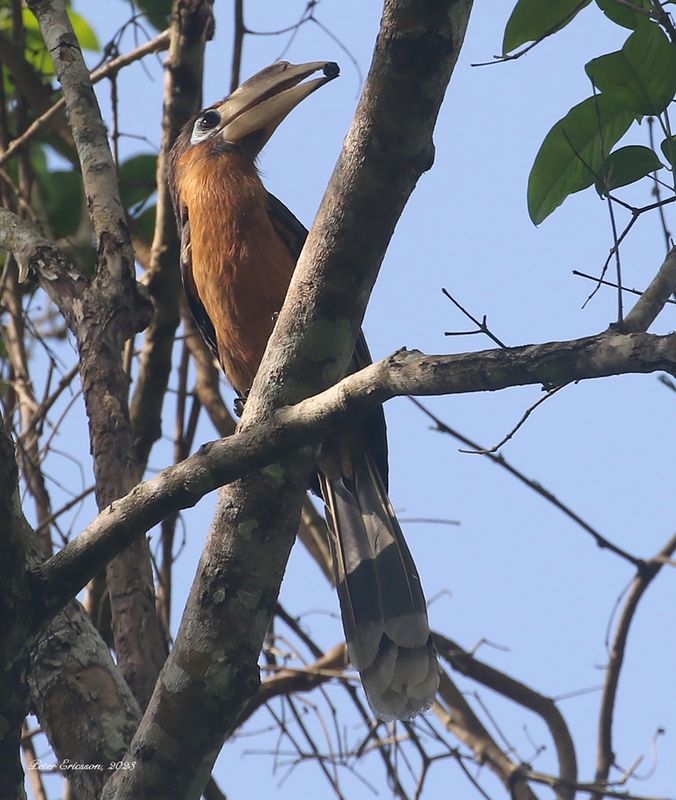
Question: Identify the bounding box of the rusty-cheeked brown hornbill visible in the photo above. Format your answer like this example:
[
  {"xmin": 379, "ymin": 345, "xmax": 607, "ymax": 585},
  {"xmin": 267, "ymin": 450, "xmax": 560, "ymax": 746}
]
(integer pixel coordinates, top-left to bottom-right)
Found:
[{"xmin": 167, "ymin": 61, "xmax": 439, "ymax": 720}]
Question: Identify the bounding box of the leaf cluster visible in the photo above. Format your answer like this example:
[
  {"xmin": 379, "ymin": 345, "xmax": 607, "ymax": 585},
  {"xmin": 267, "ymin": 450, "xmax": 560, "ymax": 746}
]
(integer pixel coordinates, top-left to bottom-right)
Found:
[
  {"xmin": 0, "ymin": 1, "xmax": 159, "ymax": 269},
  {"xmin": 503, "ymin": 0, "xmax": 676, "ymax": 224}
]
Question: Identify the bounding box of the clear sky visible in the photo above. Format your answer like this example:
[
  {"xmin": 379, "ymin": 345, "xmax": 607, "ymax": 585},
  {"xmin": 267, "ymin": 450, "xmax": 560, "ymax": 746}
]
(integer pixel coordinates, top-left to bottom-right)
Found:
[{"xmin": 30, "ymin": 1, "xmax": 676, "ymax": 798}]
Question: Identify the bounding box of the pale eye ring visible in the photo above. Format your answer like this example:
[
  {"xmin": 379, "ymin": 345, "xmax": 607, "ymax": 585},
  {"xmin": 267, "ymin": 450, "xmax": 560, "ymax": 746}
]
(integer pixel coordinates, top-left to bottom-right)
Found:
[{"xmin": 191, "ymin": 110, "xmax": 220, "ymax": 143}]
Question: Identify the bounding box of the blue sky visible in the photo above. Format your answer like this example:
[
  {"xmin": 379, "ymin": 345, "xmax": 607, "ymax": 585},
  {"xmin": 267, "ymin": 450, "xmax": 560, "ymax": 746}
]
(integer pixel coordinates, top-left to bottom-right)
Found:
[{"xmin": 27, "ymin": 1, "xmax": 676, "ymax": 798}]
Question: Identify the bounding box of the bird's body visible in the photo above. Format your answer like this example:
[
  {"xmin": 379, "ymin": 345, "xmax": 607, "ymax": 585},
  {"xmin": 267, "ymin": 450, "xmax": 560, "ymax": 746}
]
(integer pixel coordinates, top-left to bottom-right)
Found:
[
  {"xmin": 168, "ymin": 61, "xmax": 439, "ymax": 720},
  {"xmin": 174, "ymin": 148, "xmax": 291, "ymax": 390}
]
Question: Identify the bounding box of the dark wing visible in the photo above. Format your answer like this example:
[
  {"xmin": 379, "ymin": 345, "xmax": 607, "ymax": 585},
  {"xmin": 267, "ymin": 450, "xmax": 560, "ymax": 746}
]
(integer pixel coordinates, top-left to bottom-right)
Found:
[
  {"xmin": 266, "ymin": 191, "xmax": 308, "ymax": 257},
  {"xmin": 178, "ymin": 208, "xmax": 219, "ymax": 363},
  {"xmin": 266, "ymin": 192, "xmax": 389, "ymax": 488}
]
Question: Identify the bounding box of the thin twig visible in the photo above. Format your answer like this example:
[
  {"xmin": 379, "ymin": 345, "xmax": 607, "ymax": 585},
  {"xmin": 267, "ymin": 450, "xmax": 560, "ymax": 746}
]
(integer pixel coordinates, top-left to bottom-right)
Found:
[
  {"xmin": 593, "ymin": 532, "xmax": 676, "ymax": 798},
  {"xmin": 647, "ymin": 117, "xmax": 673, "ymax": 252},
  {"xmin": 460, "ymin": 384, "xmax": 567, "ymax": 455},
  {"xmin": 230, "ymin": 0, "xmax": 245, "ymax": 93},
  {"xmin": 441, "ymin": 287, "xmax": 508, "ymax": 348},
  {"xmin": 471, "ymin": 0, "xmax": 590, "ymax": 65},
  {"xmin": 572, "ymin": 270, "xmax": 676, "ymax": 305},
  {"xmin": 0, "ymin": 29, "xmax": 170, "ymax": 165},
  {"xmin": 408, "ymin": 397, "xmax": 644, "ymax": 567}
]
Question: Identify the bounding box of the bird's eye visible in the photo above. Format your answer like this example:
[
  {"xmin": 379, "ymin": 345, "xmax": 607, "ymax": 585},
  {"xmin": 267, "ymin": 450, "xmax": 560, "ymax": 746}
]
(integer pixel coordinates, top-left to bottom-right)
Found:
[
  {"xmin": 191, "ymin": 110, "xmax": 221, "ymax": 143},
  {"xmin": 199, "ymin": 110, "xmax": 220, "ymax": 129}
]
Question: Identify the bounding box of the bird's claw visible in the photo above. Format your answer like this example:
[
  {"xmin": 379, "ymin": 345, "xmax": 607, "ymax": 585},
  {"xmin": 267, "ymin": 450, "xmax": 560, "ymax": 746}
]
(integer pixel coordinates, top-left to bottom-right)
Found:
[{"xmin": 234, "ymin": 392, "xmax": 249, "ymax": 418}]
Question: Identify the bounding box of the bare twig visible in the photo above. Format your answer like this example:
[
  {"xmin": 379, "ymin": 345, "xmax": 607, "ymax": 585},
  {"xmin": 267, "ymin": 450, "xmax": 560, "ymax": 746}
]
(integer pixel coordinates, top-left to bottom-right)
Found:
[
  {"xmin": 647, "ymin": 117, "xmax": 673, "ymax": 251},
  {"xmin": 460, "ymin": 383, "xmax": 567, "ymax": 455},
  {"xmin": 527, "ymin": 766, "xmax": 673, "ymax": 800},
  {"xmin": 0, "ymin": 30, "xmax": 170, "ymax": 166},
  {"xmin": 408, "ymin": 397, "xmax": 644, "ymax": 567},
  {"xmin": 230, "ymin": 0, "xmax": 245, "ymax": 93},
  {"xmin": 572, "ymin": 270, "xmax": 676, "ymax": 305},
  {"xmin": 435, "ymin": 633, "xmax": 577, "ymax": 800},
  {"xmin": 472, "ymin": 0, "xmax": 590, "ymax": 65},
  {"xmin": 441, "ymin": 287, "xmax": 508, "ymax": 348},
  {"xmin": 593, "ymin": 532, "xmax": 676, "ymax": 798}
]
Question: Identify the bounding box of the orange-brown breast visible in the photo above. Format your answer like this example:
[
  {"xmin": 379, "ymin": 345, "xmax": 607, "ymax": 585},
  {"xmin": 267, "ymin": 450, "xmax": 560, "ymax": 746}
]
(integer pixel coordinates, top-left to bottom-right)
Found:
[{"xmin": 176, "ymin": 145, "xmax": 296, "ymax": 393}]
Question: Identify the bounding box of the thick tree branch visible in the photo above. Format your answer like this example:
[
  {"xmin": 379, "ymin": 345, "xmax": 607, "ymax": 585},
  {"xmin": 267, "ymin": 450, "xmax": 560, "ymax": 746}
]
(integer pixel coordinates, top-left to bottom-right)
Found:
[
  {"xmin": 27, "ymin": 602, "xmax": 142, "ymax": 799},
  {"xmin": 0, "ymin": 410, "xmax": 34, "ymax": 799},
  {"xmin": 26, "ymin": 0, "xmax": 164, "ymax": 707},
  {"xmin": 30, "ymin": 329, "xmax": 674, "ymax": 639}
]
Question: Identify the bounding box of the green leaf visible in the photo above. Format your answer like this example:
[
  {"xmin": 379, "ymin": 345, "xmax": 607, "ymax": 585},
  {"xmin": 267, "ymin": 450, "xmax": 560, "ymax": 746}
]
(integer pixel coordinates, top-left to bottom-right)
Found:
[
  {"xmin": 131, "ymin": 205, "xmax": 157, "ymax": 244},
  {"xmin": 20, "ymin": 9, "xmax": 56, "ymax": 76},
  {"xmin": 134, "ymin": 0, "xmax": 171, "ymax": 31},
  {"xmin": 40, "ymin": 170, "xmax": 84, "ymax": 237},
  {"xmin": 528, "ymin": 94, "xmax": 636, "ymax": 224},
  {"xmin": 594, "ymin": 145, "xmax": 662, "ymax": 193},
  {"xmin": 585, "ymin": 23, "xmax": 676, "ymax": 114},
  {"xmin": 661, "ymin": 135, "xmax": 676, "ymax": 165},
  {"xmin": 595, "ymin": 0, "xmax": 652, "ymax": 29},
  {"xmin": 15, "ymin": 7, "xmax": 98, "ymax": 75},
  {"xmin": 118, "ymin": 154, "xmax": 158, "ymax": 209},
  {"xmin": 69, "ymin": 10, "xmax": 99, "ymax": 51},
  {"xmin": 503, "ymin": 0, "xmax": 592, "ymax": 54},
  {"xmin": 28, "ymin": 144, "xmax": 83, "ymax": 237}
]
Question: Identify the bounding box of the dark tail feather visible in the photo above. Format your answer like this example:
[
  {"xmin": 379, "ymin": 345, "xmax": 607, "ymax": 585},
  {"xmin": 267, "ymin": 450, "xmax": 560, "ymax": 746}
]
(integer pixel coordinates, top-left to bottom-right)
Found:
[{"xmin": 319, "ymin": 453, "xmax": 439, "ymax": 720}]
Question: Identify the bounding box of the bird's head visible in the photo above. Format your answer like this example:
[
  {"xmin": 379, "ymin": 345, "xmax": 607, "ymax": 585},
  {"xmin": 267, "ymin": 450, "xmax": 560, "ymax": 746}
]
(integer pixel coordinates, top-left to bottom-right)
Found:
[
  {"xmin": 168, "ymin": 60, "xmax": 339, "ymax": 220},
  {"xmin": 176, "ymin": 60, "xmax": 339, "ymax": 162}
]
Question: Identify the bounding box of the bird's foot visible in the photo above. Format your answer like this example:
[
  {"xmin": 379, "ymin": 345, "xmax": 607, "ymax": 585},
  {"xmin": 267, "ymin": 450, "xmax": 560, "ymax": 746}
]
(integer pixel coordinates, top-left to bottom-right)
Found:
[{"xmin": 234, "ymin": 391, "xmax": 249, "ymax": 418}]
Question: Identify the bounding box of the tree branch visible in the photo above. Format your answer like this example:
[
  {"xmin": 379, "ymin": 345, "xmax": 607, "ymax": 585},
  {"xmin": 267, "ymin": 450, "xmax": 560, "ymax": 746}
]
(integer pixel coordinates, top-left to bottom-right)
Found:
[
  {"xmin": 0, "ymin": 29, "xmax": 171, "ymax": 166},
  {"xmin": 593, "ymin": 532, "xmax": 676, "ymax": 799},
  {"xmin": 0, "ymin": 410, "xmax": 34, "ymax": 799},
  {"xmin": 435, "ymin": 633, "xmax": 577, "ymax": 800},
  {"xmin": 30, "ymin": 331, "xmax": 673, "ymax": 642},
  {"xmin": 434, "ymin": 669, "xmax": 539, "ymax": 800},
  {"xmin": 27, "ymin": 601, "xmax": 142, "ymax": 799},
  {"xmin": 622, "ymin": 246, "xmax": 676, "ymax": 333},
  {"xmin": 26, "ymin": 0, "xmax": 163, "ymax": 707}
]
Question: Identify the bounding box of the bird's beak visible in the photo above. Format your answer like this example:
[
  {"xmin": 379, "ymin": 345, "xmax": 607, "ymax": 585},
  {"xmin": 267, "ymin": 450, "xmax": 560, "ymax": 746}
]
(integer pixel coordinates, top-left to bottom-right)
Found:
[{"xmin": 216, "ymin": 60, "xmax": 339, "ymax": 154}]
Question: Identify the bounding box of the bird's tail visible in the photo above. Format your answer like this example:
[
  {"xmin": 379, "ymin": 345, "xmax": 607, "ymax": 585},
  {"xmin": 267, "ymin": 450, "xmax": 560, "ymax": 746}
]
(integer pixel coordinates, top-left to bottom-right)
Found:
[{"xmin": 318, "ymin": 448, "xmax": 439, "ymax": 720}]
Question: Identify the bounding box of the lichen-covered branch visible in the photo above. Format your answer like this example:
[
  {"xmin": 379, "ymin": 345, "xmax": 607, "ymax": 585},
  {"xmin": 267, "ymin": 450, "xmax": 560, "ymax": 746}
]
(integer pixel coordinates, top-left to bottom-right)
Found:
[
  {"xmin": 27, "ymin": 602, "xmax": 142, "ymax": 799},
  {"xmin": 30, "ymin": 330, "xmax": 675, "ymax": 622},
  {"xmin": 25, "ymin": 0, "xmax": 165, "ymax": 707}
]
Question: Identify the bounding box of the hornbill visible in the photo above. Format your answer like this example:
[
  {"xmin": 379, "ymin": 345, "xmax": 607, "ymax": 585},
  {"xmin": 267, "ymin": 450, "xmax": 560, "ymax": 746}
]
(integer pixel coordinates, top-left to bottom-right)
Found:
[{"xmin": 168, "ymin": 61, "xmax": 439, "ymax": 720}]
